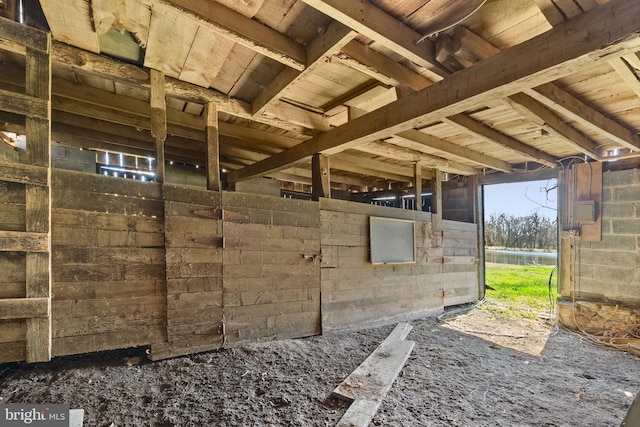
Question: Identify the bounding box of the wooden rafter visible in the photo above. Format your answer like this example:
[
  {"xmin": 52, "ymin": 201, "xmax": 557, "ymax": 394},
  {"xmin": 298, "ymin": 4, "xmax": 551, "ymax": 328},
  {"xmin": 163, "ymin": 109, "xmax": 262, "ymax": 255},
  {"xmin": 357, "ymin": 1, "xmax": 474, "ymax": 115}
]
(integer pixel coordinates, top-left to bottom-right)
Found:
[
  {"xmin": 526, "ymin": 83, "xmax": 640, "ymax": 151},
  {"xmin": 48, "ymin": 42, "xmax": 328, "ymax": 135},
  {"xmin": 230, "ymin": 0, "xmax": 640, "ymax": 182},
  {"xmin": 393, "ymin": 129, "xmax": 512, "ymax": 172},
  {"xmin": 506, "ymin": 93, "xmax": 602, "ymax": 158},
  {"xmin": 251, "ymin": 21, "xmax": 356, "ymax": 116},
  {"xmin": 442, "ymin": 114, "xmax": 558, "ymax": 167},
  {"xmin": 300, "ymin": 0, "xmax": 448, "ymax": 81},
  {"xmin": 608, "ymin": 55, "xmax": 640, "ymax": 99}
]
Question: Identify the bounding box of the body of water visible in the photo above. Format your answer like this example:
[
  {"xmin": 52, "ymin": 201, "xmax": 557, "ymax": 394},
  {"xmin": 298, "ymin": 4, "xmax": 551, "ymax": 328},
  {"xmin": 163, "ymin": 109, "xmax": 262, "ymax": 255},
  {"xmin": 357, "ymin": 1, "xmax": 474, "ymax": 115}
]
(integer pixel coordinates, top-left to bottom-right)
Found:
[{"xmin": 485, "ymin": 249, "xmax": 557, "ymax": 266}]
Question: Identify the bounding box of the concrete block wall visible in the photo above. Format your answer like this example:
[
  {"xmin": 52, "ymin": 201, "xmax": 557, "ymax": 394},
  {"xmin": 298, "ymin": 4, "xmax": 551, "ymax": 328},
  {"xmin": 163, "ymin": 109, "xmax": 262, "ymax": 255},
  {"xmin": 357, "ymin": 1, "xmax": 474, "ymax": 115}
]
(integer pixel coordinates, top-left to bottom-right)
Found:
[{"xmin": 568, "ymin": 168, "xmax": 640, "ymax": 304}]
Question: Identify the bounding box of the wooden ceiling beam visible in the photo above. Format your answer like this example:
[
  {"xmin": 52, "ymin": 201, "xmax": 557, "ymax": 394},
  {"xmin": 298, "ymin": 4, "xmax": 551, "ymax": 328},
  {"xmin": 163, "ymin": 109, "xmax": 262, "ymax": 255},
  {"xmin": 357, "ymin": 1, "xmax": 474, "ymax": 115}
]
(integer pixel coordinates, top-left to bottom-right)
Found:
[
  {"xmin": 608, "ymin": 55, "xmax": 640, "ymax": 99},
  {"xmin": 338, "ymin": 40, "xmax": 433, "ymax": 91},
  {"xmin": 437, "ymin": 26, "xmax": 606, "ymax": 159},
  {"xmin": 251, "ymin": 21, "xmax": 356, "ymax": 116},
  {"xmin": 162, "ymin": 0, "xmax": 306, "ymax": 71},
  {"xmin": 332, "ymin": 152, "xmax": 414, "ymax": 180},
  {"xmin": 443, "ymin": 114, "xmax": 558, "ymax": 167},
  {"xmin": 506, "ymin": 93, "xmax": 602, "ymax": 158},
  {"xmin": 300, "ymin": 0, "xmax": 448, "ymax": 81},
  {"xmin": 228, "ymin": 0, "xmax": 640, "ymax": 182},
  {"xmin": 355, "ymin": 140, "xmax": 477, "ymax": 175},
  {"xmin": 526, "ymin": 83, "xmax": 640, "ymax": 150},
  {"xmin": 394, "ymin": 129, "xmax": 512, "ymax": 172},
  {"xmin": 50, "ymin": 42, "xmax": 327, "ymax": 135},
  {"xmin": 271, "ymin": 166, "xmax": 385, "ymax": 188}
]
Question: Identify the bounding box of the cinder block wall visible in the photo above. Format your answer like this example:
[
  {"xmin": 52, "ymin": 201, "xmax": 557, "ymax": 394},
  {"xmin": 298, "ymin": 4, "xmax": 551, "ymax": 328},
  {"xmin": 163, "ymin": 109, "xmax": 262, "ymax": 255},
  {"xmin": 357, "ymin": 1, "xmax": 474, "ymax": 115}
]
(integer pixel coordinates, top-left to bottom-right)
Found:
[
  {"xmin": 558, "ymin": 167, "xmax": 640, "ymax": 332},
  {"xmin": 571, "ymin": 168, "xmax": 640, "ymax": 302}
]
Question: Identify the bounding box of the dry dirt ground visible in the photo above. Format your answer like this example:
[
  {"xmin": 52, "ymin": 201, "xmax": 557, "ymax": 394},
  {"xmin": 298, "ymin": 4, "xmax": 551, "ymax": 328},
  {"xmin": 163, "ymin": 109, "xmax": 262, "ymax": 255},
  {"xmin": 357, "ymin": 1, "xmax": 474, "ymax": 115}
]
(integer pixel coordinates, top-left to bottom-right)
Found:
[{"xmin": 1, "ymin": 302, "xmax": 639, "ymax": 426}]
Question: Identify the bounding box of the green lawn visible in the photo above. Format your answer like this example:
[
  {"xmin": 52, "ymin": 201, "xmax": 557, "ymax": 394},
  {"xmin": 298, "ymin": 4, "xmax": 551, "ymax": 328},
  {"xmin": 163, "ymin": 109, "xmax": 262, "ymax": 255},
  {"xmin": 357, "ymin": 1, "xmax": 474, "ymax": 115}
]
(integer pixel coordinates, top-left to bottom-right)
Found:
[{"xmin": 483, "ymin": 263, "xmax": 558, "ymax": 319}]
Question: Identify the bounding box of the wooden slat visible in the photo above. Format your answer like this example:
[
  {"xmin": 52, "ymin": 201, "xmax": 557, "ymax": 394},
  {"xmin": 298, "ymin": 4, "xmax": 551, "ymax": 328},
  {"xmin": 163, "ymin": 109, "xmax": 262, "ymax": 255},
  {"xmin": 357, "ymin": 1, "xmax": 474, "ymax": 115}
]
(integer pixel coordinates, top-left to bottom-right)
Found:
[
  {"xmin": 0, "ymin": 297, "xmax": 49, "ymax": 319},
  {"xmin": 0, "ymin": 230, "xmax": 48, "ymax": 252},
  {"xmin": 0, "ymin": 16, "xmax": 50, "ymax": 52},
  {"xmin": 0, "ymin": 89, "xmax": 49, "ymax": 120},
  {"xmin": 0, "ymin": 161, "xmax": 49, "ymax": 185}
]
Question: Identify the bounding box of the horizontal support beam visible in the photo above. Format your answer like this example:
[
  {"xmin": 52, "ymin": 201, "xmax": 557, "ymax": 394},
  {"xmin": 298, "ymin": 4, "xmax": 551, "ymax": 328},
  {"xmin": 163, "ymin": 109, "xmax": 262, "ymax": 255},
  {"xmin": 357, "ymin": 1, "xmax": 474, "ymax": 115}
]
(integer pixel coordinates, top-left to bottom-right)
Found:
[
  {"xmin": 0, "ymin": 160, "xmax": 49, "ymax": 185},
  {"xmin": 0, "ymin": 88, "xmax": 49, "ymax": 120},
  {"xmin": 0, "ymin": 16, "xmax": 50, "ymax": 53},
  {"xmin": 0, "ymin": 231, "xmax": 49, "ymax": 252},
  {"xmin": 395, "ymin": 129, "xmax": 512, "ymax": 172},
  {"xmin": 0, "ymin": 297, "xmax": 50, "ymax": 320}
]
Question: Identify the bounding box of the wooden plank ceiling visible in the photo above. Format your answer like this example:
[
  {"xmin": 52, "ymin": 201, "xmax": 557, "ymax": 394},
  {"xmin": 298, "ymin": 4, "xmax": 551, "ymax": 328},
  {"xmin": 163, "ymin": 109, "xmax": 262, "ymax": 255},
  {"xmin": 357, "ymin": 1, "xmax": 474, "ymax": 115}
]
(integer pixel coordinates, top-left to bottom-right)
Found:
[{"xmin": 1, "ymin": 0, "xmax": 640, "ymax": 191}]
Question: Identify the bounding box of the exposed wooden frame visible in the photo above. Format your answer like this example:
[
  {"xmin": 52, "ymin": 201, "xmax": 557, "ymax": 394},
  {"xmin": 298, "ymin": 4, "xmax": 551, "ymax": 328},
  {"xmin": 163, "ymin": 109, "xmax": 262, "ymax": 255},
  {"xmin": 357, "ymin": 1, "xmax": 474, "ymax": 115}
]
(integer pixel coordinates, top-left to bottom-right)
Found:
[
  {"xmin": 150, "ymin": 69, "xmax": 167, "ymax": 183},
  {"xmin": 507, "ymin": 93, "xmax": 602, "ymax": 158},
  {"xmin": 229, "ymin": 0, "xmax": 640, "ymax": 182},
  {"xmin": 205, "ymin": 102, "xmax": 221, "ymax": 191},
  {"xmin": 526, "ymin": 83, "xmax": 640, "ymax": 151},
  {"xmin": 442, "ymin": 114, "xmax": 558, "ymax": 167},
  {"xmin": 300, "ymin": 0, "xmax": 448, "ymax": 81},
  {"xmin": 163, "ymin": 0, "xmax": 306, "ymax": 71},
  {"xmin": 251, "ymin": 21, "xmax": 356, "ymax": 116},
  {"xmin": 608, "ymin": 55, "xmax": 640, "ymax": 98},
  {"xmin": 311, "ymin": 153, "xmax": 330, "ymax": 200},
  {"xmin": 394, "ymin": 130, "xmax": 512, "ymax": 173}
]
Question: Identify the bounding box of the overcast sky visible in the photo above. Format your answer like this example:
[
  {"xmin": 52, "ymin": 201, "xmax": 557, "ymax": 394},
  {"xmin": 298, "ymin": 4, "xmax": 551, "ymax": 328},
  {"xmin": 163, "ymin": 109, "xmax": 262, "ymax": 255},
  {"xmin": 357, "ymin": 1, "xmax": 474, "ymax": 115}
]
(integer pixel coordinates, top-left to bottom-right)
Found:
[{"xmin": 483, "ymin": 179, "xmax": 558, "ymax": 219}]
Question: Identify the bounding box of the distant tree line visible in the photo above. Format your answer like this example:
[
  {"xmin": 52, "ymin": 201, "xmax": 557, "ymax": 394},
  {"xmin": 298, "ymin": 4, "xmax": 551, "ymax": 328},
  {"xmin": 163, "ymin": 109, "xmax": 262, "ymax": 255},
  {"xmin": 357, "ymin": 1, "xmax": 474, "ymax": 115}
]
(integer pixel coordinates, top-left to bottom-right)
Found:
[{"xmin": 485, "ymin": 213, "xmax": 557, "ymax": 251}]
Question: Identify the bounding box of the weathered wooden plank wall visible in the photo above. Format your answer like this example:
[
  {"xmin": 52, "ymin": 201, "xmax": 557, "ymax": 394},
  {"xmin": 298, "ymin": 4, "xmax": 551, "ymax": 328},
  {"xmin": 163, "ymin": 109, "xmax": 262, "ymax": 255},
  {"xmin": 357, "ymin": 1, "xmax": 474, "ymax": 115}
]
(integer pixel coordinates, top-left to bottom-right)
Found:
[
  {"xmin": 50, "ymin": 169, "xmax": 167, "ymax": 357},
  {"xmin": 441, "ymin": 220, "xmax": 479, "ymax": 306},
  {"xmin": 319, "ymin": 199, "xmax": 444, "ymax": 332},
  {"xmin": 150, "ymin": 185, "xmax": 224, "ymax": 360},
  {"xmin": 222, "ymin": 192, "xmax": 321, "ymax": 344},
  {"xmin": 319, "ymin": 199, "xmax": 478, "ymax": 332},
  {"xmin": 0, "ymin": 168, "xmax": 479, "ymax": 362},
  {"xmin": 0, "ymin": 181, "xmax": 27, "ymax": 361}
]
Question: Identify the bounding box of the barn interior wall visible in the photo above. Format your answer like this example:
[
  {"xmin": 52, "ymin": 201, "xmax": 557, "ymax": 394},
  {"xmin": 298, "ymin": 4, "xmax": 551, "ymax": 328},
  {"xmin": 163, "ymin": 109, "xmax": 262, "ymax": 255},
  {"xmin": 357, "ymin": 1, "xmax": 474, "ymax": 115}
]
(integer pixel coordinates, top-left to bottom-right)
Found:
[
  {"xmin": 320, "ymin": 198, "xmax": 478, "ymax": 333},
  {"xmin": 0, "ymin": 168, "xmax": 480, "ymax": 363},
  {"xmin": 557, "ymin": 167, "xmax": 640, "ymax": 334}
]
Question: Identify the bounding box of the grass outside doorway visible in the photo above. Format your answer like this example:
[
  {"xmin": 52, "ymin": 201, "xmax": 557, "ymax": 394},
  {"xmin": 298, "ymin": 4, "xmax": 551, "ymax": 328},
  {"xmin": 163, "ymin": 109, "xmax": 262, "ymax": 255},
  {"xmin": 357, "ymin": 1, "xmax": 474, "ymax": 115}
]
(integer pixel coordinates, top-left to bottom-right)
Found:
[{"xmin": 483, "ymin": 263, "xmax": 558, "ymax": 319}]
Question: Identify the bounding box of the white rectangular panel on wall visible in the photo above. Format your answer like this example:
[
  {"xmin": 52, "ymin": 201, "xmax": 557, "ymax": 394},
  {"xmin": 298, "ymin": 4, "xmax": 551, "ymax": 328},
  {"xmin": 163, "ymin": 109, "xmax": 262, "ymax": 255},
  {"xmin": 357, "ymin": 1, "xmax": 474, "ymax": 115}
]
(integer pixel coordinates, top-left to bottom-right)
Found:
[{"xmin": 369, "ymin": 217, "xmax": 415, "ymax": 264}]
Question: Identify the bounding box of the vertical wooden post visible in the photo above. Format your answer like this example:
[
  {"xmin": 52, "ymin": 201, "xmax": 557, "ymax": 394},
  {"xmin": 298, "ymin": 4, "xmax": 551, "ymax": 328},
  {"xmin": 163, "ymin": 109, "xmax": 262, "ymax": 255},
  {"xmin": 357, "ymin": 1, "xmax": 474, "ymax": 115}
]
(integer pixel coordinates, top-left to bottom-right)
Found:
[
  {"xmin": 557, "ymin": 169, "xmax": 571, "ymax": 297},
  {"xmin": 476, "ymin": 181, "xmax": 486, "ymax": 300},
  {"xmin": 312, "ymin": 153, "xmax": 330, "ymax": 201},
  {"xmin": 150, "ymin": 69, "xmax": 166, "ymax": 183},
  {"xmin": 414, "ymin": 163, "xmax": 422, "ymax": 211},
  {"xmin": 25, "ymin": 45, "xmax": 52, "ymax": 363},
  {"xmin": 431, "ymin": 169, "xmax": 443, "ymax": 231},
  {"xmin": 205, "ymin": 102, "xmax": 221, "ymax": 191}
]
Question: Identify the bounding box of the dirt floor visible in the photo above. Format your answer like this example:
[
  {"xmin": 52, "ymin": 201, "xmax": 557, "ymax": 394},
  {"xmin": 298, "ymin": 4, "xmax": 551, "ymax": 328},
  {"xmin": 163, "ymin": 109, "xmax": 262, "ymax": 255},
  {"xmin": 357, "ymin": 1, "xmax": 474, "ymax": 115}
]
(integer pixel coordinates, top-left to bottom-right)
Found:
[{"xmin": 1, "ymin": 301, "xmax": 639, "ymax": 426}]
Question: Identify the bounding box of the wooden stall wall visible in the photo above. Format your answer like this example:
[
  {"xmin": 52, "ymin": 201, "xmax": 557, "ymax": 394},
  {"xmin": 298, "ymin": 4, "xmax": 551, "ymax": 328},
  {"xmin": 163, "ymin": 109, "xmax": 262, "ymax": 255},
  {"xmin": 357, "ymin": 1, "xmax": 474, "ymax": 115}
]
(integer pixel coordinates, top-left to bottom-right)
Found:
[
  {"xmin": 0, "ymin": 181, "xmax": 27, "ymax": 362},
  {"xmin": 441, "ymin": 220, "xmax": 480, "ymax": 306},
  {"xmin": 319, "ymin": 199, "xmax": 478, "ymax": 333},
  {"xmin": 51, "ymin": 170, "xmax": 167, "ymax": 357},
  {"xmin": 150, "ymin": 185, "xmax": 223, "ymax": 360},
  {"xmin": 1, "ymin": 167, "xmax": 480, "ymax": 363},
  {"xmin": 222, "ymin": 192, "xmax": 321, "ymax": 345}
]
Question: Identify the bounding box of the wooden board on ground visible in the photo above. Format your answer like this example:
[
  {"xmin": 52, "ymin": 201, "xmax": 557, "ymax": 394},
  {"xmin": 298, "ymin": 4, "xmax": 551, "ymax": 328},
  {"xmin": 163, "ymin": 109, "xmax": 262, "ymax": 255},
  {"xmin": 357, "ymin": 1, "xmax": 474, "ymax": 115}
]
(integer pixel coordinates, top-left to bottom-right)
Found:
[{"xmin": 333, "ymin": 322, "xmax": 415, "ymax": 427}]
